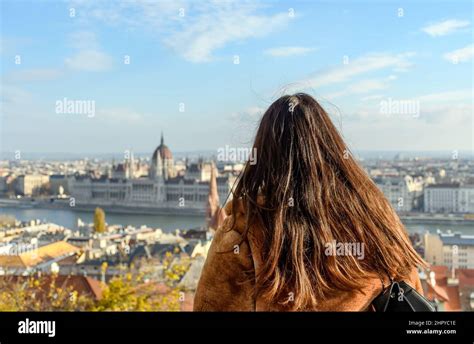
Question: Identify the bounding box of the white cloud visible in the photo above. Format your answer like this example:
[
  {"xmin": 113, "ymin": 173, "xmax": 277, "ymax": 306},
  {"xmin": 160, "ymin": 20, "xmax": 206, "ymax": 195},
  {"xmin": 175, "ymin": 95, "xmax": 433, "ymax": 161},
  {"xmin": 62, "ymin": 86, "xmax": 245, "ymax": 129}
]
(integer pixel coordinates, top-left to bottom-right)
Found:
[
  {"xmin": 347, "ymin": 88, "xmax": 472, "ymax": 123},
  {"xmin": 0, "ymin": 85, "xmax": 32, "ymax": 106},
  {"xmin": 64, "ymin": 31, "xmax": 113, "ymax": 71},
  {"xmin": 326, "ymin": 78, "xmax": 391, "ymax": 99},
  {"xmin": 231, "ymin": 105, "xmax": 265, "ymax": 120},
  {"xmin": 68, "ymin": 31, "xmax": 101, "ymax": 50},
  {"xmin": 443, "ymin": 44, "xmax": 474, "ymax": 63},
  {"xmin": 343, "ymin": 110, "xmax": 471, "ymax": 151},
  {"xmin": 349, "ymin": 79, "xmax": 391, "ymax": 94},
  {"xmin": 5, "ymin": 68, "xmax": 63, "ymax": 82},
  {"xmin": 69, "ymin": 0, "xmax": 186, "ymax": 27},
  {"xmin": 264, "ymin": 46, "xmax": 316, "ymax": 57},
  {"xmin": 420, "ymin": 103, "xmax": 472, "ymax": 125},
  {"xmin": 418, "ymin": 89, "xmax": 472, "ymax": 103},
  {"xmin": 69, "ymin": 0, "xmax": 292, "ymax": 63},
  {"xmin": 65, "ymin": 50, "xmax": 113, "ymax": 71},
  {"xmin": 422, "ymin": 19, "xmax": 470, "ymax": 37},
  {"xmin": 164, "ymin": 6, "xmax": 290, "ymax": 63},
  {"xmin": 292, "ymin": 52, "xmax": 414, "ymax": 92},
  {"xmin": 244, "ymin": 106, "xmax": 265, "ymax": 117}
]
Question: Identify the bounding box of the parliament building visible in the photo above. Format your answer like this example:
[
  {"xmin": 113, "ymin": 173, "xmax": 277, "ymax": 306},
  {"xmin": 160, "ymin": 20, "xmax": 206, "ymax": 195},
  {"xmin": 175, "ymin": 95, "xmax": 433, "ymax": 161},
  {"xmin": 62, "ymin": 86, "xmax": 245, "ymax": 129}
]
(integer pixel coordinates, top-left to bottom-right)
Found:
[{"xmin": 69, "ymin": 135, "xmax": 234, "ymax": 215}]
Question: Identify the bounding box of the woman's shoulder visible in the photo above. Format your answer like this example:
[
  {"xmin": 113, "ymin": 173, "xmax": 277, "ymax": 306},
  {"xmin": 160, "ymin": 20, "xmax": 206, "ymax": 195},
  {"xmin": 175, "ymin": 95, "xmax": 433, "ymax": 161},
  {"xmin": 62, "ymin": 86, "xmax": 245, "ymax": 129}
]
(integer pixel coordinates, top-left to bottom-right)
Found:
[
  {"xmin": 211, "ymin": 197, "xmax": 266, "ymax": 257},
  {"xmin": 211, "ymin": 199, "xmax": 248, "ymax": 251},
  {"xmin": 194, "ymin": 198, "xmax": 256, "ymax": 311},
  {"xmin": 221, "ymin": 196, "xmax": 265, "ymax": 235}
]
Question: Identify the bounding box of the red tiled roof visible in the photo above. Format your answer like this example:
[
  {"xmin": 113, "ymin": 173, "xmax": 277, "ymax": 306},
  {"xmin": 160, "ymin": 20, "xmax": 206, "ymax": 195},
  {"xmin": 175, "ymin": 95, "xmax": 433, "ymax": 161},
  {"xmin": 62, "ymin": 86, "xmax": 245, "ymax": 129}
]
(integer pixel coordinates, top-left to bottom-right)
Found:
[
  {"xmin": 458, "ymin": 269, "xmax": 474, "ymax": 286},
  {"xmin": 0, "ymin": 241, "xmax": 81, "ymax": 268},
  {"xmin": 429, "ymin": 265, "xmax": 448, "ymax": 277},
  {"xmin": 424, "ymin": 266, "xmax": 469, "ymax": 311},
  {"xmin": 429, "ymin": 266, "xmax": 474, "ymax": 288},
  {"xmin": 425, "ymin": 282, "xmax": 461, "ymax": 311},
  {"xmin": 443, "ymin": 286, "xmax": 461, "ymax": 311},
  {"xmin": 133, "ymin": 282, "xmax": 193, "ymax": 311},
  {"xmin": 0, "ymin": 275, "xmax": 102, "ymax": 300}
]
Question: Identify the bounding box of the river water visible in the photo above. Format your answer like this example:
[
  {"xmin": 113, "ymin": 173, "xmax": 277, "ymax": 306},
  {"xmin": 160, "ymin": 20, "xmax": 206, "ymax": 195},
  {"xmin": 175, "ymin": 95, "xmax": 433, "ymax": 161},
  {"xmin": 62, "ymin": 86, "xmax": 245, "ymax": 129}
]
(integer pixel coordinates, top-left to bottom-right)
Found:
[
  {"xmin": 0, "ymin": 207, "xmax": 204, "ymax": 232},
  {"xmin": 1, "ymin": 207, "xmax": 473, "ymax": 235}
]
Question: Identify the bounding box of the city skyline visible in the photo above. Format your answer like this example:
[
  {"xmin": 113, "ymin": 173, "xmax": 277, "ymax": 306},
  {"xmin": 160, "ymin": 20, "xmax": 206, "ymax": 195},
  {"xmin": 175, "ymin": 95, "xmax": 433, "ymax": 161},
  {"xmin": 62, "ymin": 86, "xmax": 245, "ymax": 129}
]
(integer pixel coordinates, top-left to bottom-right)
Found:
[
  {"xmin": 1, "ymin": 0, "xmax": 473, "ymax": 154},
  {"xmin": 2, "ymin": 0, "xmax": 474, "ymax": 329},
  {"xmin": 1, "ymin": 149, "xmax": 474, "ymax": 162}
]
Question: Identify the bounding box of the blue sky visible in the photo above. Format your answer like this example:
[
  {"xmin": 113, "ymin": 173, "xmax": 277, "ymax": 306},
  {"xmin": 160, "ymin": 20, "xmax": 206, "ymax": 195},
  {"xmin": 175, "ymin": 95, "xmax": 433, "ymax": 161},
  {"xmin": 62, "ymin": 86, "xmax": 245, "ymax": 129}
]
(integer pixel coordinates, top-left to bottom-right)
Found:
[{"xmin": 1, "ymin": 0, "xmax": 473, "ymax": 155}]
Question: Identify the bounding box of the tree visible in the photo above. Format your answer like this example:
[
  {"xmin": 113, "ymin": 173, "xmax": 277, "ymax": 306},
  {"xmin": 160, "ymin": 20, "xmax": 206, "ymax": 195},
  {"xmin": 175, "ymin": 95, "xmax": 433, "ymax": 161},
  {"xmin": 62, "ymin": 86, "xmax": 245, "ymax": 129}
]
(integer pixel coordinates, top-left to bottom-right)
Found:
[
  {"xmin": 93, "ymin": 207, "xmax": 106, "ymax": 233},
  {"xmin": 0, "ymin": 274, "xmax": 92, "ymax": 311},
  {"xmin": 0, "ymin": 252, "xmax": 191, "ymax": 311},
  {"xmin": 93, "ymin": 253, "xmax": 191, "ymax": 311},
  {"xmin": 0, "ymin": 215, "xmax": 16, "ymax": 228}
]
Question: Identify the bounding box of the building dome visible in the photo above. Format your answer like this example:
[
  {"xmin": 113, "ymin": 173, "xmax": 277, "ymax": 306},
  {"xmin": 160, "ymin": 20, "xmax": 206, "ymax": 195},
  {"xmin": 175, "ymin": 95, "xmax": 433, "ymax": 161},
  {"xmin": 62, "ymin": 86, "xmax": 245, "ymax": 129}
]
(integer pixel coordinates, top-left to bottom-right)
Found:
[{"xmin": 152, "ymin": 133, "xmax": 173, "ymax": 161}]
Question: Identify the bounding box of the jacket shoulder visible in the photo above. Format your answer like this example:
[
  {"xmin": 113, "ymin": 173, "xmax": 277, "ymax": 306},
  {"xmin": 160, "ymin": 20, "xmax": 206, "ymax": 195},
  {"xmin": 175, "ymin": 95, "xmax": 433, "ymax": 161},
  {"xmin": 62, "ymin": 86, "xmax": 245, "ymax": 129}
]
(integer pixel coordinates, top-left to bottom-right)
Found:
[{"xmin": 193, "ymin": 199, "xmax": 255, "ymax": 311}]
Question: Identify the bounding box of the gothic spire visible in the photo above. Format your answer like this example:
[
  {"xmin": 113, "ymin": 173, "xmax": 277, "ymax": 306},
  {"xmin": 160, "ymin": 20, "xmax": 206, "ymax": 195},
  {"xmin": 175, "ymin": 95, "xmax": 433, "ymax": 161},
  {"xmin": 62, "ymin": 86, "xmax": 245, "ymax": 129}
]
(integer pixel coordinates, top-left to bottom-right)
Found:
[{"xmin": 206, "ymin": 162, "xmax": 226, "ymax": 232}]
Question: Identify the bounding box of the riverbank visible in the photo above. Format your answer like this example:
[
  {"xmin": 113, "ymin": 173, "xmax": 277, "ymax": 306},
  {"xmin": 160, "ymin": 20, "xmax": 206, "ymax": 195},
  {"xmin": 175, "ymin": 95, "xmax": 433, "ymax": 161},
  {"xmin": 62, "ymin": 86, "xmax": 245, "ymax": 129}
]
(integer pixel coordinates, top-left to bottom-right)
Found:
[
  {"xmin": 400, "ymin": 214, "xmax": 474, "ymax": 225},
  {"xmin": 2, "ymin": 197, "xmax": 473, "ymax": 224},
  {"xmin": 0, "ymin": 197, "xmax": 207, "ymax": 216},
  {"xmin": 0, "ymin": 206, "xmax": 206, "ymax": 232},
  {"xmin": 1, "ymin": 200, "xmax": 473, "ymax": 235}
]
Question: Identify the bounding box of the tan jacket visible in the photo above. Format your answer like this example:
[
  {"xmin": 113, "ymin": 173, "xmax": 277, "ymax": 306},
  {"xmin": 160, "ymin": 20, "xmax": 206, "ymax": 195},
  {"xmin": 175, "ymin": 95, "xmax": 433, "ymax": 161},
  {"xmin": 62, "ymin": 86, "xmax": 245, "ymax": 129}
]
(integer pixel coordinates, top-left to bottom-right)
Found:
[{"xmin": 194, "ymin": 200, "xmax": 423, "ymax": 311}]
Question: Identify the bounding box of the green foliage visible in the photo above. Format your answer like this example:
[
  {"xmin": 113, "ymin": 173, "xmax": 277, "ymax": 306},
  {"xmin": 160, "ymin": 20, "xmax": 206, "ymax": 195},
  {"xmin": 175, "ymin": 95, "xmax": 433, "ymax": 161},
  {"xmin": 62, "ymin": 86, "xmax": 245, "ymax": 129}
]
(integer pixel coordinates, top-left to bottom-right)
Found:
[
  {"xmin": 93, "ymin": 253, "xmax": 191, "ymax": 311},
  {"xmin": 0, "ymin": 274, "xmax": 93, "ymax": 311},
  {"xmin": 92, "ymin": 273, "xmax": 147, "ymax": 311},
  {"xmin": 0, "ymin": 252, "xmax": 191, "ymax": 312}
]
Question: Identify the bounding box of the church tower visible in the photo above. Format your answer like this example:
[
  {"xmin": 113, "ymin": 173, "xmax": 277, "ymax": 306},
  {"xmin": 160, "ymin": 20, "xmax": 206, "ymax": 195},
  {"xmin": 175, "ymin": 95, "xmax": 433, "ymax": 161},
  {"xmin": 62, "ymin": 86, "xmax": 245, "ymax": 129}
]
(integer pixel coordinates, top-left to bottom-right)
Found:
[
  {"xmin": 206, "ymin": 162, "xmax": 226, "ymax": 232},
  {"xmin": 127, "ymin": 150, "xmax": 135, "ymax": 179}
]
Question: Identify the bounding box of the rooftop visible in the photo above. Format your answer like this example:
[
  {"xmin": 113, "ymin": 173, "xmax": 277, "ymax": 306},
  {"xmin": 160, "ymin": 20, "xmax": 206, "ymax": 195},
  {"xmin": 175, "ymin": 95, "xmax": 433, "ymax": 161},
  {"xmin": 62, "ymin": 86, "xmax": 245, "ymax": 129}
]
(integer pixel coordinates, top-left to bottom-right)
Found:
[
  {"xmin": 423, "ymin": 265, "xmax": 474, "ymax": 311},
  {"xmin": 440, "ymin": 233, "xmax": 474, "ymax": 246},
  {"xmin": 0, "ymin": 241, "xmax": 81, "ymax": 268},
  {"xmin": 426, "ymin": 183, "xmax": 460, "ymax": 189},
  {"xmin": 0, "ymin": 275, "xmax": 102, "ymax": 300}
]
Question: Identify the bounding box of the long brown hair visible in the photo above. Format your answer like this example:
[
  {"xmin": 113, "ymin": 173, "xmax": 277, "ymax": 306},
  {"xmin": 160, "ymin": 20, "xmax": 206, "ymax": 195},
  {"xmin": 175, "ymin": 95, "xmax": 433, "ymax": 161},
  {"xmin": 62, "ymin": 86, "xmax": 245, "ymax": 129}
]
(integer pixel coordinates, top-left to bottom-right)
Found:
[{"xmin": 231, "ymin": 93, "xmax": 425, "ymax": 310}]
